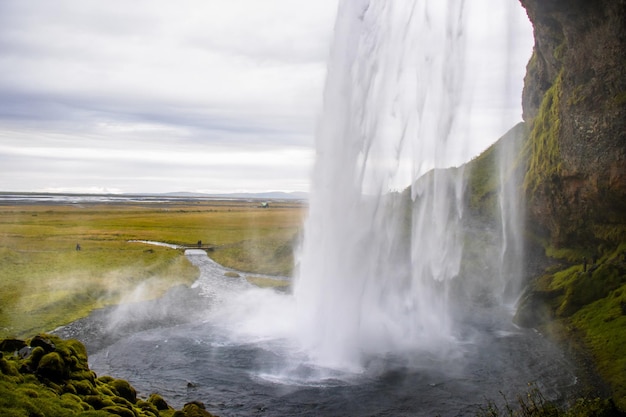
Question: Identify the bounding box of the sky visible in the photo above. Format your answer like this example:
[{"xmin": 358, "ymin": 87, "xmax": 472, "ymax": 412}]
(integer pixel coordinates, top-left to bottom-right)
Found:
[{"xmin": 0, "ymin": 0, "xmax": 534, "ymax": 195}]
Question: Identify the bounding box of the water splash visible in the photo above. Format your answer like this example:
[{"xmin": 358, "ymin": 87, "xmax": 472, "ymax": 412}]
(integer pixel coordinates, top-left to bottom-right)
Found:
[{"xmin": 293, "ymin": 0, "xmax": 470, "ymax": 371}]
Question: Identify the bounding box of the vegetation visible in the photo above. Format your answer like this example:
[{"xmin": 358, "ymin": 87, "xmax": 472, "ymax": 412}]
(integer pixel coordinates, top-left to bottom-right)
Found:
[
  {"xmin": 465, "ymin": 135, "xmax": 500, "ymax": 217},
  {"xmin": 0, "ymin": 200, "xmax": 305, "ymax": 338},
  {"xmin": 523, "ymin": 71, "xmax": 563, "ymax": 195},
  {"xmin": 476, "ymin": 383, "xmax": 624, "ymax": 417},
  {"xmin": 0, "ymin": 334, "xmax": 216, "ymax": 416},
  {"xmin": 245, "ymin": 276, "xmax": 291, "ymax": 289},
  {"xmin": 465, "ymin": 122, "xmax": 527, "ymax": 219},
  {"xmin": 516, "ymin": 244, "xmax": 626, "ymax": 410}
]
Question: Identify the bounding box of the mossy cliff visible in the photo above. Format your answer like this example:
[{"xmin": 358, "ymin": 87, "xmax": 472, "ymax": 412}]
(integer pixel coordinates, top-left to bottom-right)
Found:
[
  {"xmin": 519, "ymin": 0, "xmax": 626, "ymax": 248},
  {"xmin": 512, "ymin": 0, "xmax": 626, "ymax": 410},
  {"xmin": 0, "ymin": 334, "xmax": 216, "ymax": 417}
]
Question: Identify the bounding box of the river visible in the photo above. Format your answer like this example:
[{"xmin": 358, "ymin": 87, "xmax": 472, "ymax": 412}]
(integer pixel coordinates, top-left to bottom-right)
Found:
[{"xmin": 54, "ymin": 249, "xmax": 580, "ymax": 416}]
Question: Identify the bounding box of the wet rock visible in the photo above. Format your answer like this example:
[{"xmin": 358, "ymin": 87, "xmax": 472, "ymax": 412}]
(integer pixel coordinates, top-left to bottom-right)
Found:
[
  {"xmin": 30, "ymin": 335, "xmax": 56, "ymax": 353},
  {"xmin": 0, "ymin": 338, "xmax": 26, "ymax": 352},
  {"xmin": 18, "ymin": 346, "xmax": 32, "ymax": 359}
]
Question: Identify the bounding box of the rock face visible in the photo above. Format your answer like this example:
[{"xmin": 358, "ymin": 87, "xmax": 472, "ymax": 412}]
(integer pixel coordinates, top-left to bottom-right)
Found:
[
  {"xmin": 513, "ymin": 1, "xmax": 626, "ymax": 407},
  {"xmin": 519, "ymin": 0, "xmax": 626, "ymax": 246}
]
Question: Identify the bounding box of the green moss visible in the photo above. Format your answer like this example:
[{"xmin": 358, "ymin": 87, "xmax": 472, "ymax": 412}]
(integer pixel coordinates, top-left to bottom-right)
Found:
[
  {"xmin": 465, "ymin": 123, "xmax": 527, "ymax": 219},
  {"xmin": 544, "ymin": 244, "xmax": 589, "ymax": 262},
  {"xmin": 558, "ymin": 264, "xmax": 624, "ymax": 316},
  {"xmin": 148, "ymin": 393, "xmax": 170, "ymax": 411},
  {"xmin": 37, "ymin": 352, "xmax": 67, "ymax": 382},
  {"xmin": 524, "ymin": 244, "xmax": 626, "ymax": 410},
  {"xmin": 613, "ymin": 91, "xmax": 626, "ymax": 106},
  {"xmin": 70, "ymin": 379, "xmax": 96, "ymax": 395},
  {"xmin": 567, "ymin": 85, "xmax": 586, "ymax": 107},
  {"xmin": 108, "ymin": 379, "xmax": 137, "ymax": 403},
  {"xmin": 466, "ymin": 139, "xmax": 499, "ymax": 216},
  {"xmin": 571, "ymin": 289, "xmax": 626, "ymax": 410},
  {"xmin": 592, "ymin": 224, "xmax": 626, "ymax": 244},
  {"xmin": 0, "ymin": 334, "xmax": 213, "ymax": 416},
  {"xmin": 553, "ymin": 42, "xmax": 566, "ymax": 63},
  {"xmin": 523, "ymin": 71, "xmax": 563, "ymax": 195}
]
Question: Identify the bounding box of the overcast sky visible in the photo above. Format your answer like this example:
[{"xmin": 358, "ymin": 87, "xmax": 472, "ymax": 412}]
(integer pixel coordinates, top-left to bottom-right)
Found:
[{"xmin": 0, "ymin": 0, "xmax": 533, "ymax": 195}]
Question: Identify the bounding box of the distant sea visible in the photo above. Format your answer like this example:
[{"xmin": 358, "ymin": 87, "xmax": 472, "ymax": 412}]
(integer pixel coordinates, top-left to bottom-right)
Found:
[{"xmin": 0, "ymin": 191, "xmax": 307, "ymax": 205}]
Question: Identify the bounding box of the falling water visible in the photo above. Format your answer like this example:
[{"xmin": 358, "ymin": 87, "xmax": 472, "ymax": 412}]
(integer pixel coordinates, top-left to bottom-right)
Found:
[
  {"xmin": 294, "ymin": 0, "xmax": 468, "ymax": 371},
  {"xmin": 293, "ymin": 0, "xmax": 529, "ymax": 370}
]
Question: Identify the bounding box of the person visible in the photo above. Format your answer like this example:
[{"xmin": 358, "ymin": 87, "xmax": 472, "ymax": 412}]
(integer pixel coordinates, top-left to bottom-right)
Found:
[
  {"xmin": 197, "ymin": 240, "xmax": 202, "ymax": 248},
  {"xmin": 76, "ymin": 243, "xmax": 81, "ymax": 251},
  {"xmin": 582, "ymin": 256, "xmax": 587, "ymax": 272}
]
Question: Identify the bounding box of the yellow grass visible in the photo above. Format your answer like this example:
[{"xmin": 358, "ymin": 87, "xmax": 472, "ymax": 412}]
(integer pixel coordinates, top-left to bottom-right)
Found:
[{"xmin": 0, "ymin": 199, "xmax": 305, "ymax": 337}]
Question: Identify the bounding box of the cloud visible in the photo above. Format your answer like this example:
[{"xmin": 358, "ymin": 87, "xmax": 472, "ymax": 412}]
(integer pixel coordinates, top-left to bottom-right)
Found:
[
  {"xmin": 0, "ymin": 0, "xmax": 533, "ymax": 194},
  {"xmin": 0, "ymin": 0, "xmax": 337, "ymax": 193}
]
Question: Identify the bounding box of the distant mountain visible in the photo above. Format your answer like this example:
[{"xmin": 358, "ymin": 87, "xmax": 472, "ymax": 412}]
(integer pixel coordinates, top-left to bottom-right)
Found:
[{"xmin": 162, "ymin": 191, "xmax": 309, "ymax": 200}]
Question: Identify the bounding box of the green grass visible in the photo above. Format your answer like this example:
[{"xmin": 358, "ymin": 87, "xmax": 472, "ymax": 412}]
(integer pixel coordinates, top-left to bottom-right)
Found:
[
  {"xmin": 0, "ymin": 200, "xmax": 305, "ymax": 338},
  {"xmin": 245, "ymin": 276, "xmax": 291, "ymax": 289},
  {"xmin": 571, "ymin": 286, "xmax": 626, "ymax": 410},
  {"xmin": 523, "ymin": 244, "xmax": 626, "ymax": 410}
]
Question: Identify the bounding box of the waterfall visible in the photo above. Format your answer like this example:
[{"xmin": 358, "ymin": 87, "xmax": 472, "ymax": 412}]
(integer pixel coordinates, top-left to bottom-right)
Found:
[
  {"xmin": 293, "ymin": 0, "xmax": 469, "ymax": 371},
  {"xmin": 292, "ymin": 0, "xmax": 531, "ymax": 371}
]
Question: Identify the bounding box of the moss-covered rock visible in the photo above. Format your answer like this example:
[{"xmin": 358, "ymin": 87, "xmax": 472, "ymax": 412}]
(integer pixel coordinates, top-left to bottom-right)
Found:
[
  {"xmin": 148, "ymin": 393, "xmax": 170, "ymax": 411},
  {"xmin": 181, "ymin": 401, "xmax": 215, "ymax": 417},
  {"xmin": 108, "ymin": 379, "xmax": 137, "ymax": 403},
  {"xmin": 36, "ymin": 352, "xmax": 68, "ymax": 382},
  {"xmin": 0, "ymin": 334, "xmax": 216, "ymax": 417}
]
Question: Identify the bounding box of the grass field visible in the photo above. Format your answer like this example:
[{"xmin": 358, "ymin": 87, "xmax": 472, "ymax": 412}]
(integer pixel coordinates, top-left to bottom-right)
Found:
[{"xmin": 0, "ymin": 198, "xmax": 305, "ymax": 338}]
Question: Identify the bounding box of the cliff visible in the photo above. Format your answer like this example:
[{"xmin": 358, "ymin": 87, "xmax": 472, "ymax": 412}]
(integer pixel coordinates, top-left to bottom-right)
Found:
[
  {"xmin": 513, "ymin": 0, "xmax": 626, "ymax": 409},
  {"xmin": 520, "ymin": 0, "xmax": 626, "ymax": 247}
]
